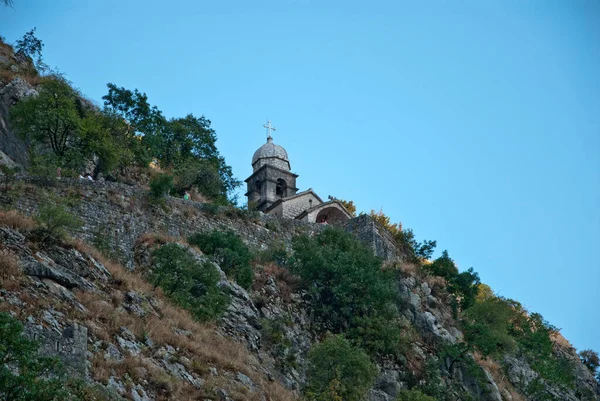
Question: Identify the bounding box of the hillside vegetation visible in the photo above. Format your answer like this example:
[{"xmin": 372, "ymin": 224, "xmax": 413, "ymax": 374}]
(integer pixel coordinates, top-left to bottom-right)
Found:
[{"xmin": 0, "ymin": 29, "xmax": 599, "ymax": 401}]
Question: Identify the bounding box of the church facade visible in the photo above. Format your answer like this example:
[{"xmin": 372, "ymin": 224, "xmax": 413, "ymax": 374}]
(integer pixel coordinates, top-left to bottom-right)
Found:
[{"xmin": 245, "ymin": 123, "xmax": 352, "ymax": 224}]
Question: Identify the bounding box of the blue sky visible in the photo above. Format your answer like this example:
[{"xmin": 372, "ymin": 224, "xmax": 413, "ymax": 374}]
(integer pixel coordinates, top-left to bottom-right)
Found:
[{"xmin": 2, "ymin": 1, "xmax": 599, "ymax": 353}]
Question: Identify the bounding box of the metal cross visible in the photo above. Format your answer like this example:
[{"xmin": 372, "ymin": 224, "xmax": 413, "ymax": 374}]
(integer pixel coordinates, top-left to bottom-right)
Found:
[{"xmin": 263, "ymin": 120, "xmax": 276, "ymax": 139}]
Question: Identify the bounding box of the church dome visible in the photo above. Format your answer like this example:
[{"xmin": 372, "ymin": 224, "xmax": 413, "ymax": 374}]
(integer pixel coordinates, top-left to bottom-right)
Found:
[{"xmin": 252, "ymin": 136, "xmax": 290, "ymax": 171}]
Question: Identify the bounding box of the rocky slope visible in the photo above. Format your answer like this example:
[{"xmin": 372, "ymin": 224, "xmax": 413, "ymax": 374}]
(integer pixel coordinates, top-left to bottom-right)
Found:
[
  {"xmin": 0, "ymin": 177, "xmax": 598, "ymax": 401},
  {"xmin": 0, "ymin": 39, "xmax": 598, "ymax": 400}
]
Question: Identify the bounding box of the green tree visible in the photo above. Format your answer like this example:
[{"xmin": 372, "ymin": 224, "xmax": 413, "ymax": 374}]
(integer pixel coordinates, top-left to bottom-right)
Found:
[
  {"xmin": 102, "ymin": 84, "xmax": 240, "ymax": 202},
  {"xmin": 150, "ymin": 244, "xmax": 230, "ymax": 321},
  {"xmin": 305, "ymin": 335, "xmax": 377, "ymax": 401},
  {"xmin": 0, "ymin": 313, "xmax": 80, "ymax": 401},
  {"xmin": 188, "ymin": 230, "xmax": 253, "ymax": 289},
  {"xmin": 10, "ymin": 78, "xmax": 84, "ymax": 170},
  {"xmin": 424, "ymin": 250, "xmax": 480, "ymax": 311},
  {"xmin": 579, "ymin": 350, "xmax": 599, "ymax": 373},
  {"xmin": 14, "ymin": 28, "xmax": 45, "ymax": 71}
]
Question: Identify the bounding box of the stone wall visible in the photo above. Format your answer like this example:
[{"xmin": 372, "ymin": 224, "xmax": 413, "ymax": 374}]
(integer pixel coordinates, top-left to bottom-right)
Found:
[
  {"xmin": 343, "ymin": 214, "xmax": 407, "ymax": 262},
  {"xmin": 24, "ymin": 323, "xmax": 88, "ymax": 377},
  {"xmin": 4, "ymin": 177, "xmax": 401, "ymax": 268}
]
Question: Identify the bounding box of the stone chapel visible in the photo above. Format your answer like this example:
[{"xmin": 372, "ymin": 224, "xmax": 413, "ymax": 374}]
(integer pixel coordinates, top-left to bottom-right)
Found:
[{"xmin": 245, "ymin": 122, "xmax": 353, "ymax": 224}]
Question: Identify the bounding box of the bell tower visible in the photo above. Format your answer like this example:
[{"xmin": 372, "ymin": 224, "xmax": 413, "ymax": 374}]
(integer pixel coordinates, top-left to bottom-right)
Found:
[{"xmin": 245, "ymin": 121, "xmax": 298, "ymax": 211}]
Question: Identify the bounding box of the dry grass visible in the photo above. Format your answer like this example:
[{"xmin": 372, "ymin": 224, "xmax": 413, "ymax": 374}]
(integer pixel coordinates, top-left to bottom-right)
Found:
[
  {"xmin": 253, "ymin": 263, "xmax": 300, "ymax": 302},
  {"xmin": 0, "ymin": 68, "xmax": 44, "ymax": 86},
  {"xmin": 136, "ymin": 232, "xmax": 190, "ymax": 249},
  {"xmin": 0, "ymin": 248, "xmax": 22, "ymax": 291},
  {"xmin": 550, "ymin": 331, "xmax": 573, "ymax": 351},
  {"xmin": 473, "ymin": 352, "xmax": 526, "ymax": 401},
  {"xmin": 68, "ymin": 245, "xmax": 297, "ymax": 401},
  {"xmin": 0, "ymin": 209, "xmax": 36, "ymax": 231},
  {"xmin": 189, "ymin": 188, "xmax": 211, "ymax": 203}
]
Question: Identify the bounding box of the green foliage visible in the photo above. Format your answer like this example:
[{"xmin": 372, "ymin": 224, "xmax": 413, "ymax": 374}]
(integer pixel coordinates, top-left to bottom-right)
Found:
[
  {"xmin": 396, "ymin": 389, "xmax": 435, "ymax": 401},
  {"xmin": 414, "ymin": 358, "xmax": 445, "ymax": 399},
  {"xmin": 149, "ymin": 173, "xmax": 174, "ymax": 200},
  {"xmin": 463, "ymin": 297, "xmax": 516, "ymax": 357},
  {"xmin": 0, "ymin": 312, "xmax": 82, "ymax": 400},
  {"xmin": 461, "ymin": 294, "xmax": 576, "ymax": 395},
  {"xmin": 0, "ymin": 165, "xmax": 17, "ymax": 191},
  {"xmin": 291, "ymin": 228, "xmax": 402, "ymax": 356},
  {"xmin": 11, "ymin": 78, "xmax": 83, "ymax": 169},
  {"xmin": 579, "ymin": 349, "xmax": 599, "ymax": 373},
  {"xmin": 345, "ymin": 314, "xmax": 406, "ymax": 357},
  {"xmin": 15, "ymin": 27, "xmax": 46, "ymax": 71},
  {"xmin": 35, "ymin": 203, "xmax": 81, "ymax": 240},
  {"xmin": 305, "ymin": 335, "xmax": 377, "ymax": 401},
  {"xmin": 424, "ymin": 250, "xmax": 480, "ymax": 312},
  {"xmin": 10, "ymin": 78, "xmax": 133, "ymax": 178},
  {"xmin": 188, "ymin": 230, "xmax": 253, "ymax": 289},
  {"xmin": 102, "ymin": 84, "xmax": 240, "ymax": 203},
  {"xmin": 150, "ymin": 244, "xmax": 230, "ymax": 321}
]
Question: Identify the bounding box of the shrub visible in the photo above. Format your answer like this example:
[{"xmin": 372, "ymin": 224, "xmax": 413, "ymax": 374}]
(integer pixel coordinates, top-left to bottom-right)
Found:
[
  {"xmin": 0, "ymin": 248, "xmax": 21, "ymax": 290},
  {"xmin": 150, "ymin": 243, "xmax": 230, "ymax": 321},
  {"xmin": 462, "ymin": 297, "xmax": 516, "ymax": 357},
  {"xmin": 396, "ymin": 389, "xmax": 436, "ymax": 401},
  {"xmin": 424, "ymin": 250, "xmax": 480, "ymax": 312},
  {"xmin": 35, "ymin": 203, "xmax": 82, "ymax": 240},
  {"xmin": 149, "ymin": 173, "xmax": 174, "ymax": 200},
  {"xmin": 0, "ymin": 312, "xmax": 83, "ymax": 400},
  {"xmin": 0, "ymin": 165, "xmax": 17, "ymax": 190},
  {"xmin": 188, "ymin": 230, "xmax": 253, "ymax": 289},
  {"xmin": 291, "ymin": 228, "xmax": 401, "ymax": 356},
  {"xmin": 579, "ymin": 349, "xmax": 599, "ymax": 373},
  {"xmin": 305, "ymin": 335, "xmax": 377, "ymax": 401}
]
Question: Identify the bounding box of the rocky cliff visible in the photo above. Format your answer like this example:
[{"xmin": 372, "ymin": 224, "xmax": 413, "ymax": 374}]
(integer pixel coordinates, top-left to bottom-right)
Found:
[{"xmin": 1, "ymin": 177, "xmax": 598, "ymax": 401}]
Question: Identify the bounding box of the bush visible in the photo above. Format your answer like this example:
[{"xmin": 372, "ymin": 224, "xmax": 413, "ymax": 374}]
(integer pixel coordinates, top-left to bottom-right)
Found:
[
  {"xmin": 188, "ymin": 230, "xmax": 253, "ymax": 289},
  {"xmin": 35, "ymin": 203, "xmax": 82, "ymax": 240},
  {"xmin": 396, "ymin": 389, "xmax": 435, "ymax": 401},
  {"xmin": 0, "ymin": 165, "xmax": 17, "ymax": 190},
  {"xmin": 462, "ymin": 297, "xmax": 516, "ymax": 357},
  {"xmin": 150, "ymin": 243, "xmax": 230, "ymax": 321},
  {"xmin": 424, "ymin": 250, "xmax": 480, "ymax": 312},
  {"xmin": 291, "ymin": 228, "xmax": 401, "ymax": 356},
  {"xmin": 305, "ymin": 335, "xmax": 377, "ymax": 401},
  {"xmin": 149, "ymin": 173, "xmax": 174, "ymax": 200},
  {"xmin": 579, "ymin": 349, "xmax": 600, "ymax": 373},
  {"xmin": 0, "ymin": 312, "xmax": 83, "ymax": 400}
]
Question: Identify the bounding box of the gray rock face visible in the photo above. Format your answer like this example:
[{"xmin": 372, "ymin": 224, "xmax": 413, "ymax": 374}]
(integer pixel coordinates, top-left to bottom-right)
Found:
[{"xmin": 0, "ymin": 78, "xmax": 37, "ymax": 166}]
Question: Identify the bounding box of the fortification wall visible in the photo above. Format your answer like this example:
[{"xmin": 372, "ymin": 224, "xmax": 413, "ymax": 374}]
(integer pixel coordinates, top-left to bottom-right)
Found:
[
  {"xmin": 24, "ymin": 323, "xmax": 88, "ymax": 377},
  {"xmin": 4, "ymin": 177, "xmax": 401, "ymax": 268}
]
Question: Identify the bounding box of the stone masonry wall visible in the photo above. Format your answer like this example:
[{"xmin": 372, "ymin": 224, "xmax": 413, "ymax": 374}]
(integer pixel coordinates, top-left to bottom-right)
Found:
[
  {"xmin": 24, "ymin": 323, "xmax": 88, "ymax": 377},
  {"xmin": 4, "ymin": 177, "xmax": 399, "ymax": 268}
]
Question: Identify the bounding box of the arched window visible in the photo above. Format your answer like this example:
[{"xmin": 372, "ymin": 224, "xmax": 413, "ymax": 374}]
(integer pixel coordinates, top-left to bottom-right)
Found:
[
  {"xmin": 255, "ymin": 180, "xmax": 262, "ymax": 196},
  {"xmin": 276, "ymin": 179, "xmax": 287, "ymax": 199}
]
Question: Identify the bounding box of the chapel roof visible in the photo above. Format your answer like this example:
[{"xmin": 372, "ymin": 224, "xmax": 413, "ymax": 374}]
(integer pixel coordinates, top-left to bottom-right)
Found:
[{"xmin": 252, "ymin": 136, "xmax": 290, "ymax": 171}]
